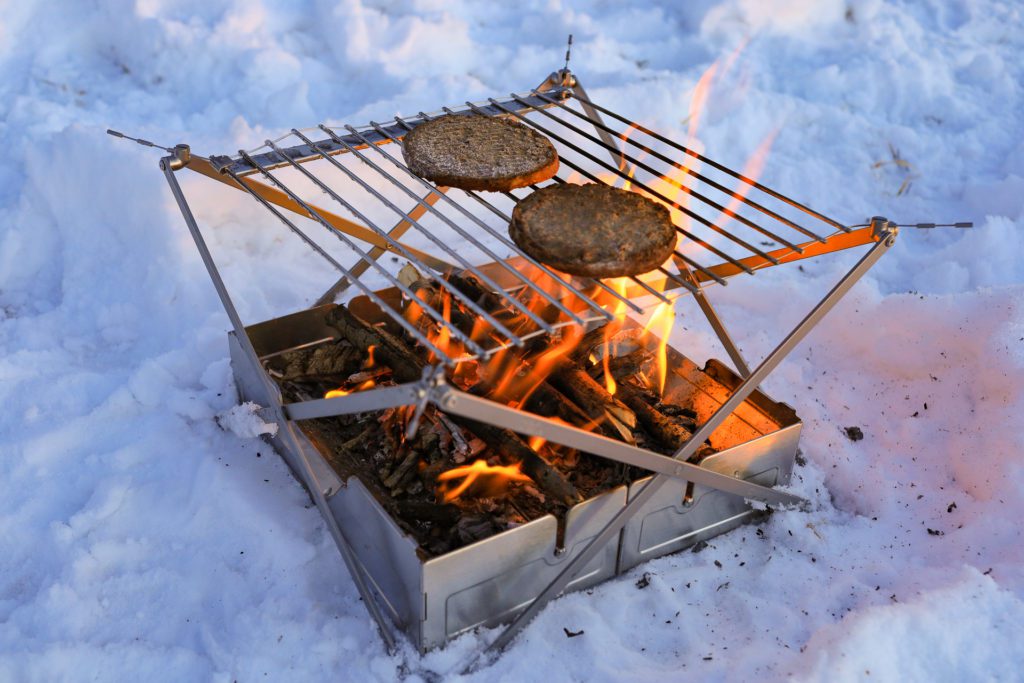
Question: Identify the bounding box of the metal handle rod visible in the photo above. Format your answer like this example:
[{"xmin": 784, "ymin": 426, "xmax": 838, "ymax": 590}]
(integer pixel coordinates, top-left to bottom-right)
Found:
[
  {"xmin": 237, "ymin": 151, "xmax": 462, "ymax": 363},
  {"xmin": 160, "ymin": 157, "xmax": 397, "ymax": 653},
  {"xmin": 518, "ymin": 94, "xmax": 810, "ymax": 251},
  {"xmin": 567, "ymin": 92, "xmax": 850, "ymax": 233},
  {"xmin": 477, "ymin": 225, "xmax": 896, "ymax": 660},
  {"xmin": 320, "ymin": 126, "xmax": 589, "ymax": 329},
  {"xmin": 390, "ymin": 114, "xmax": 647, "ymax": 316},
  {"xmin": 480, "ymin": 100, "xmax": 761, "ymax": 275},
  {"xmin": 435, "ymin": 386, "xmax": 804, "ymax": 507},
  {"xmin": 284, "ymin": 382, "xmax": 422, "ymax": 421},
  {"xmin": 260, "ymin": 140, "xmax": 524, "ymax": 350},
  {"xmin": 533, "ymin": 89, "xmax": 826, "ymax": 245}
]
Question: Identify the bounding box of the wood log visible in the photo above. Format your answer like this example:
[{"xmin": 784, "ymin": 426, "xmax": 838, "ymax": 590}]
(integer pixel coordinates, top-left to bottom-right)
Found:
[
  {"xmin": 615, "ymin": 382, "xmax": 692, "ymax": 452},
  {"xmin": 408, "ymin": 279, "xmax": 481, "ymax": 340},
  {"xmin": 326, "ymin": 305, "xmax": 426, "ymax": 383},
  {"xmin": 449, "ymin": 416, "xmax": 583, "ymax": 505},
  {"xmin": 278, "ymin": 341, "xmax": 365, "ymax": 382},
  {"xmin": 549, "ymin": 364, "xmax": 638, "ymax": 443}
]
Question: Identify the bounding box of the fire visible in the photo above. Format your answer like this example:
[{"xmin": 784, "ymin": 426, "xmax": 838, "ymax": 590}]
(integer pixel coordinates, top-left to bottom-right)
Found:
[
  {"xmin": 527, "ymin": 435, "xmax": 546, "ymax": 452},
  {"xmin": 600, "ymin": 277, "xmax": 630, "ymax": 395},
  {"xmin": 324, "ymin": 378, "xmax": 376, "ymax": 399},
  {"xmin": 717, "ymin": 127, "xmax": 778, "ymax": 228},
  {"xmin": 436, "ymin": 459, "xmax": 533, "ymax": 503},
  {"xmin": 641, "ymin": 302, "xmax": 675, "ymax": 397}
]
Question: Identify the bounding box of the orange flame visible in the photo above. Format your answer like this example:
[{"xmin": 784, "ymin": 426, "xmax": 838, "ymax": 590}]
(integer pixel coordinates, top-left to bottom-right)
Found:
[
  {"xmin": 718, "ymin": 127, "xmax": 778, "ymax": 228},
  {"xmin": 600, "ymin": 277, "xmax": 630, "ymax": 395},
  {"xmin": 528, "ymin": 435, "xmax": 546, "ymax": 452},
  {"xmin": 641, "ymin": 302, "xmax": 675, "ymax": 397},
  {"xmin": 324, "ymin": 378, "xmax": 376, "ymax": 399},
  {"xmin": 436, "ymin": 459, "xmax": 533, "ymax": 503}
]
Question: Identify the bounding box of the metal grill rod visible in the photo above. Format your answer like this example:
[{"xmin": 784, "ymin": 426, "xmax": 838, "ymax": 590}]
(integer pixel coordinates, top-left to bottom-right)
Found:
[
  {"xmin": 241, "ymin": 149, "xmax": 489, "ymax": 361},
  {"xmin": 568, "ymin": 92, "xmax": 851, "ymax": 233},
  {"xmin": 483, "ymin": 99, "xmax": 772, "ymax": 271},
  {"xmin": 223, "ymin": 89, "xmax": 570, "ymax": 177},
  {"xmin": 312, "ymin": 126, "xmax": 586, "ymax": 329},
  {"xmin": 532, "ymin": 89, "xmax": 827, "ymax": 245},
  {"xmin": 263, "ymin": 137, "xmax": 538, "ymax": 344},
  {"xmin": 229, "ymin": 156, "xmax": 457, "ymax": 362},
  {"xmin": 519, "ymin": 93, "xmax": 813, "ymax": 250},
  {"xmin": 314, "ymin": 186, "xmax": 447, "ymax": 307}
]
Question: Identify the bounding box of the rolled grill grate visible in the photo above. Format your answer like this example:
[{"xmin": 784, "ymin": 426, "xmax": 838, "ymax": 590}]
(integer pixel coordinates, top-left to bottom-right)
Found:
[{"xmin": 209, "ymin": 85, "xmax": 847, "ymax": 366}]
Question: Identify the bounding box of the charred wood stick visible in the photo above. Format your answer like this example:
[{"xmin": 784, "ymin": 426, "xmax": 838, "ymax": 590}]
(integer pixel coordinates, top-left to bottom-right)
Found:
[
  {"xmin": 470, "ymin": 377, "xmax": 593, "ymax": 431},
  {"xmin": 408, "ymin": 279, "xmax": 481, "ymax": 339},
  {"xmin": 278, "ymin": 341, "xmax": 365, "ymax": 382},
  {"xmin": 615, "ymin": 383, "xmax": 694, "ymax": 452},
  {"xmin": 549, "ymin": 364, "xmax": 638, "ymax": 439},
  {"xmin": 449, "ymin": 416, "xmax": 582, "ymax": 505},
  {"xmin": 445, "ymin": 272, "xmax": 553, "ymax": 351},
  {"xmin": 383, "ymin": 446, "xmax": 421, "ymax": 491},
  {"xmin": 523, "ymin": 382, "xmax": 594, "ymax": 428},
  {"xmin": 326, "ymin": 305, "xmax": 426, "ymax": 383}
]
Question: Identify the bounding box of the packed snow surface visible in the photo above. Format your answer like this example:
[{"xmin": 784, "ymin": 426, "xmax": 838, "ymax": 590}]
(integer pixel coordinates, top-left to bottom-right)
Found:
[{"xmin": 2, "ymin": 0, "xmax": 1023, "ymax": 680}]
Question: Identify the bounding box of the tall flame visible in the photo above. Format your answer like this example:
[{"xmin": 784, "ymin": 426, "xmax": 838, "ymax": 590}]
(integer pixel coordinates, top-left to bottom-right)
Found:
[{"xmin": 642, "ymin": 302, "xmax": 675, "ymax": 397}]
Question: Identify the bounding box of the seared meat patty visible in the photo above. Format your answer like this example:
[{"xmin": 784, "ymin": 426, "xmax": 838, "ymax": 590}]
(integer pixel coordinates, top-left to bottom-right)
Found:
[
  {"xmin": 401, "ymin": 114, "xmax": 559, "ymax": 192},
  {"xmin": 509, "ymin": 183, "xmax": 677, "ymax": 278}
]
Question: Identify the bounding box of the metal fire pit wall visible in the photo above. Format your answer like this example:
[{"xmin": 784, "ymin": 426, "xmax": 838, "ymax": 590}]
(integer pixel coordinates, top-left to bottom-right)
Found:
[{"xmin": 229, "ymin": 302, "xmax": 800, "ymax": 651}]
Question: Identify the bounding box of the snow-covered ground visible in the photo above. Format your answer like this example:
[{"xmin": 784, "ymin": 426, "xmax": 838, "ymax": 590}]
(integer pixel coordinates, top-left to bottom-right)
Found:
[{"xmin": 2, "ymin": 0, "xmax": 1023, "ymax": 680}]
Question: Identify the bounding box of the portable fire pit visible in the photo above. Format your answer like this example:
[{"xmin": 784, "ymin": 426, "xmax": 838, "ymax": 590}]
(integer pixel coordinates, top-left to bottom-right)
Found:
[{"xmin": 112, "ymin": 62, "xmax": 935, "ymax": 661}]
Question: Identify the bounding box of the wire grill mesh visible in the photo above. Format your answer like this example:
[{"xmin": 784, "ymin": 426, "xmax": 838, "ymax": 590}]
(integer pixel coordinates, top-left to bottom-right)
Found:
[{"xmin": 210, "ymin": 84, "xmax": 846, "ymax": 365}]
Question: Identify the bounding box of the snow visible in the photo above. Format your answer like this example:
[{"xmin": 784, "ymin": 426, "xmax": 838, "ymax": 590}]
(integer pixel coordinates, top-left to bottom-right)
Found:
[{"xmin": 1, "ymin": 0, "xmax": 1022, "ymax": 680}]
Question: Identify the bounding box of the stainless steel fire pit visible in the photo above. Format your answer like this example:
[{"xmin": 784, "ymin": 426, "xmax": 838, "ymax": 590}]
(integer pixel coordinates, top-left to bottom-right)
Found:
[
  {"xmin": 231, "ymin": 301, "xmax": 801, "ymax": 651},
  {"xmin": 125, "ymin": 64, "xmax": 902, "ymax": 661}
]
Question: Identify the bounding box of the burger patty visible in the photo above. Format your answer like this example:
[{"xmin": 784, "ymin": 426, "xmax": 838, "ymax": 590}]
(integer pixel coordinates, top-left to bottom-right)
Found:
[
  {"xmin": 401, "ymin": 114, "xmax": 559, "ymax": 192},
  {"xmin": 509, "ymin": 183, "xmax": 677, "ymax": 278}
]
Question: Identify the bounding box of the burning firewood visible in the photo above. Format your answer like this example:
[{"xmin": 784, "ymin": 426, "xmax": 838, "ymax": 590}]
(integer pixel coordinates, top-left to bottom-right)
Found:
[
  {"xmin": 324, "ymin": 302, "xmax": 581, "ymax": 506},
  {"xmin": 549, "ymin": 364, "xmax": 637, "ymax": 444}
]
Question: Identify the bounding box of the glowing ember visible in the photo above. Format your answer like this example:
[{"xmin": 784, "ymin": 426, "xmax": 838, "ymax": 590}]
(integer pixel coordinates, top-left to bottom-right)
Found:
[
  {"xmin": 527, "ymin": 435, "xmax": 546, "ymax": 452},
  {"xmin": 436, "ymin": 459, "xmax": 533, "ymax": 503}
]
